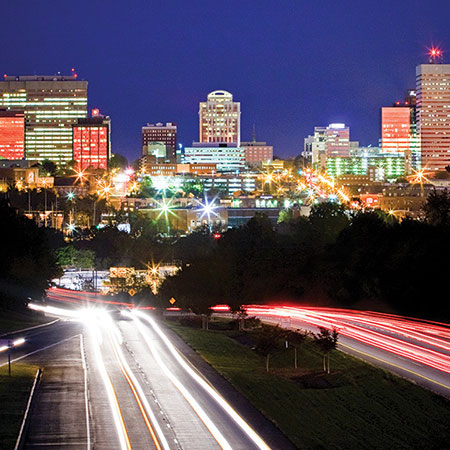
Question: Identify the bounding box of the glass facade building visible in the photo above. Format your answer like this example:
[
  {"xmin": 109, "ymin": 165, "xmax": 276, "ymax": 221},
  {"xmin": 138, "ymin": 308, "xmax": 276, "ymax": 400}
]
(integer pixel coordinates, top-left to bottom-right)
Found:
[
  {"xmin": 183, "ymin": 144, "xmax": 246, "ymax": 172},
  {"xmin": 72, "ymin": 116, "xmax": 110, "ymax": 170},
  {"xmin": 327, "ymin": 156, "xmax": 406, "ymax": 180},
  {"xmin": 416, "ymin": 64, "xmax": 450, "ymax": 171},
  {"xmin": 0, "ymin": 75, "xmax": 88, "ymax": 165},
  {"xmin": 0, "ymin": 109, "xmax": 25, "ymax": 160}
]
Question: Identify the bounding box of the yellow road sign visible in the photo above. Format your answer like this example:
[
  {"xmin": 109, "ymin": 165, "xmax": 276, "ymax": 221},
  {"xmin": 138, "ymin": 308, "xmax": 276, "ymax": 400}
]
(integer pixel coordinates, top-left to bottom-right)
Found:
[
  {"xmin": 129, "ymin": 289, "xmax": 136, "ymax": 297},
  {"xmin": 169, "ymin": 297, "xmax": 176, "ymax": 305}
]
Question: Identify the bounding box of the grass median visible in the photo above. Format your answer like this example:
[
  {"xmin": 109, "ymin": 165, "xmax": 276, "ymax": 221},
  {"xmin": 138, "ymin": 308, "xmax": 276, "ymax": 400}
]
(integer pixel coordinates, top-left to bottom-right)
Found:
[
  {"xmin": 0, "ymin": 309, "xmax": 53, "ymax": 335},
  {"xmin": 166, "ymin": 319, "xmax": 450, "ymax": 450},
  {"xmin": 0, "ymin": 363, "xmax": 39, "ymax": 449}
]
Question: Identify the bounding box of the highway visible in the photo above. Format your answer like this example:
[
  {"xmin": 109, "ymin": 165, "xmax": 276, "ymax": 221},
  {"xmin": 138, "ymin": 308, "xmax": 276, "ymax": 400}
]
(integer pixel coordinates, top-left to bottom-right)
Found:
[
  {"xmin": 5, "ymin": 288, "xmax": 292, "ymax": 450},
  {"xmin": 245, "ymin": 305, "xmax": 450, "ymax": 399}
]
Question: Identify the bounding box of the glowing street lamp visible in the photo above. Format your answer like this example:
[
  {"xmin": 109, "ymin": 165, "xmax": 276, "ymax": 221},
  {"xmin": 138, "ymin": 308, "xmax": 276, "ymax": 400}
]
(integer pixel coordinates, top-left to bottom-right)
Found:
[{"xmin": 67, "ymin": 191, "xmax": 75, "ymax": 201}]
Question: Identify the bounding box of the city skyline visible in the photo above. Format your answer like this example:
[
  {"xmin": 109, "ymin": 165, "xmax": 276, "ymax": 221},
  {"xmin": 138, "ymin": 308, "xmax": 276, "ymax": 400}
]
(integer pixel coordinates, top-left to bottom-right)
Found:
[{"xmin": 1, "ymin": 1, "xmax": 449, "ymax": 161}]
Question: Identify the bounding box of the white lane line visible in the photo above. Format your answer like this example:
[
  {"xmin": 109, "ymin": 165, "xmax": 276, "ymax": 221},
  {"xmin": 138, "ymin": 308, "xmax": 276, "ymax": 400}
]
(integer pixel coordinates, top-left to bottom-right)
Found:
[
  {"xmin": 133, "ymin": 316, "xmax": 233, "ymax": 450},
  {"xmin": 85, "ymin": 316, "xmax": 131, "ymax": 450},
  {"xmin": 80, "ymin": 334, "xmax": 91, "ymax": 450},
  {"xmin": 0, "ymin": 318, "xmax": 60, "ymax": 337},
  {"xmin": 0, "ymin": 335, "xmax": 81, "ymax": 367},
  {"xmin": 135, "ymin": 311, "xmax": 271, "ymax": 450},
  {"xmin": 108, "ymin": 321, "xmax": 171, "ymax": 450}
]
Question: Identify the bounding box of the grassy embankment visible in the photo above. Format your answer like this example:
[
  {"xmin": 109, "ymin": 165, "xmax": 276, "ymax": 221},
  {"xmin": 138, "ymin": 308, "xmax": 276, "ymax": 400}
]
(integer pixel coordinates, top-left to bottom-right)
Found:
[
  {"xmin": 167, "ymin": 319, "xmax": 450, "ymax": 450},
  {"xmin": 0, "ymin": 363, "xmax": 38, "ymax": 449},
  {"xmin": 0, "ymin": 309, "xmax": 52, "ymax": 335}
]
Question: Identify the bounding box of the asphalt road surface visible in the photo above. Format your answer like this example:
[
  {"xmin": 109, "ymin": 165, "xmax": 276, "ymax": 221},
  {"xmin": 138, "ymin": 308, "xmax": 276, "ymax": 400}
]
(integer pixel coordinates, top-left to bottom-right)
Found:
[
  {"xmin": 3, "ymin": 293, "xmax": 294, "ymax": 450},
  {"xmin": 245, "ymin": 305, "xmax": 450, "ymax": 399}
]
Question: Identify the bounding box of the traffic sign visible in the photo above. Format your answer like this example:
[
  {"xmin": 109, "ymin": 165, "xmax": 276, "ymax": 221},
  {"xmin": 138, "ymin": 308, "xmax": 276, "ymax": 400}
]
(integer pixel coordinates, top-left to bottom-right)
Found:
[
  {"xmin": 169, "ymin": 297, "xmax": 176, "ymax": 305},
  {"xmin": 128, "ymin": 289, "xmax": 136, "ymax": 297}
]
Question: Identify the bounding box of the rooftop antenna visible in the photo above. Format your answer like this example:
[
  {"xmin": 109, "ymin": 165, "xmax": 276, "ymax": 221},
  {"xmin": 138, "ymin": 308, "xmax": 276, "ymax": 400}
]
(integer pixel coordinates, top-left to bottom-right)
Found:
[
  {"xmin": 428, "ymin": 46, "xmax": 443, "ymax": 64},
  {"xmin": 252, "ymin": 123, "xmax": 256, "ymax": 143}
]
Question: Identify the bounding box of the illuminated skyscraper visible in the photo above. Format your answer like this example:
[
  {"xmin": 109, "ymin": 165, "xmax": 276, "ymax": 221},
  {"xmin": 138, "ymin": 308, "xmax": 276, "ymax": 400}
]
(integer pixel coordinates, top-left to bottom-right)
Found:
[
  {"xmin": 0, "ymin": 74, "xmax": 88, "ymax": 165},
  {"xmin": 199, "ymin": 91, "xmax": 241, "ymax": 145},
  {"xmin": 0, "ymin": 109, "xmax": 25, "ymax": 160},
  {"xmin": 72, "ymin": 111, "xmax": 110, "ymax": 170},
  {"xmin": 381, "ymin": 107, "xmax": 411, "ymax": 154},
  {"xmin": 325, "ymin": 123, "xmax": 350, "ymax": 157},
  {"xmin": 142, "ymin": 122, "xmax": 177, "ymax": 161},
  {"xmin": 416, "ymin": 62, "xmax": 450, "ymax": 171}
]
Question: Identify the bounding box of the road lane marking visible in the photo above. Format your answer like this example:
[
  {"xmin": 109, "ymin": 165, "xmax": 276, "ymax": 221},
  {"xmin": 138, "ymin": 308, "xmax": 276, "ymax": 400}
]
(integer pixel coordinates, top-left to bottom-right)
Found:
[
  {"xmin": 339, "ymin": 342, "xmax": 450, "ymax": 392},
  {"xmin": 0, "ymin": 318, "xmax": 59, "ymax": 337},
  {"xmin": 80, "ymin": 334, "xmax": 91, "ymax": 450},
  {"xmin": 108, "ymin": 326, "xmax": 170, "ymax": 450},
  {"xmin": 0, "ymin": 334, "xmax": 81, "ymax": 367},
  {"xmin": 134, "ymin": 316, "xmax": 233, "ymax": 450},
  {"xmin": 85, "ymin": 317, "xmax": 132, "ymax": 450},
  {"xmin": 135, "ymin": 311, "xmax": 271, "ymax": 450}
]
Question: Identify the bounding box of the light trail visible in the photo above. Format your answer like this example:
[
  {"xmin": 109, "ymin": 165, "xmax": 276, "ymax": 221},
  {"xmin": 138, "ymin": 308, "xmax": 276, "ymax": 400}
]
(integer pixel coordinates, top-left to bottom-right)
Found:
[
  {"xmin": 106, "ymin": 320, "xmax": 171, "ymax": 450},
  {"xmin": 245, "ymin": 305, "xmax": 450, "ymax": 376},
  {"xmin": 84, "ymin": 313, "xmax": 132, "ymax": 450},
  {"xmin": 134, "ymin": 311, "xmax": 271, "ymax": 450},
  {"xmin": 132, "ymin": 314, "xmax": 234, "ymax": 450}
]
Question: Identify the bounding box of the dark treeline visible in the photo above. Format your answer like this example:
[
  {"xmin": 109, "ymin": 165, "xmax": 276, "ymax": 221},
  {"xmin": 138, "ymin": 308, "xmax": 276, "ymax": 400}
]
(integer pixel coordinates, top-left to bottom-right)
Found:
[
  {"xmin": 0, "ymin": 200, "xmax": 61, "ymax": 310},
  {"xmin": 160, "ymin": 191, "xmax": 450, "ymax": 322}
]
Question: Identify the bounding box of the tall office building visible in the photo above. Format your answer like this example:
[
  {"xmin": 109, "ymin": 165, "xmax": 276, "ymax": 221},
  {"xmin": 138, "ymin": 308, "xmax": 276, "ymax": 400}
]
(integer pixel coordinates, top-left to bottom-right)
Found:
[
  {"xmin": 241, "ymin": 141, "xmax": 273, "ymax": 167},
  {"xmin": 325, "ymin": 123, "xmax": 350, "ymax": 157},
  {"xmin": 416, "ymin": 63, "xmax": 450, "ymax": 171},
  {"xmin": 72, "ymin": 112, "xmax": 110, "ymax": 170},
  {"xmin": 199, "ymin": 91, "xmax": 241, "ymax": 145},
  {"xmin": 183, "ymin": 143, "xmax": 245, "ymax": 173},
  {"xmin": 381, "ymin": 107, "xmax": 411, "ymax": 154},
  {"xmin": 304, "ymin": 123, "xmax": 350, "ymax": 170},
  {"xmin": 142, "ymin": 122, "xmax": 177, "ymax": 161},
  {"xmin": 0, "ymin": 109, "xmax": 25, "ymax": 160},
  {"xmin": 0, "ymin": 74, "xmax": 88, "ymax": 165}
]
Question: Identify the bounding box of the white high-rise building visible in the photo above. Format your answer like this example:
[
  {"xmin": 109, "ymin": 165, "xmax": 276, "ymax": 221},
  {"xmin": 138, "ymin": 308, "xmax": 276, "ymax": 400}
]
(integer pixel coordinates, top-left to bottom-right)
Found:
[
  {"xmin": 416, "ymin": 63, "xmax": 450, "ymax": 171},
  {"xmin": 199, "ymin": 90, "xmax": 241, "ymax": 146}
]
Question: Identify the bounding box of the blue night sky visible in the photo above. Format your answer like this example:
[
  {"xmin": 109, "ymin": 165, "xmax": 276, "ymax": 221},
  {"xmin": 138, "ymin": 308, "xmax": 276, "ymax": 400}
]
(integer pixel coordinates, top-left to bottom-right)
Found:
[{"xmin": 1, "ymin": 1, "xmax": 449, "ymax": 161}]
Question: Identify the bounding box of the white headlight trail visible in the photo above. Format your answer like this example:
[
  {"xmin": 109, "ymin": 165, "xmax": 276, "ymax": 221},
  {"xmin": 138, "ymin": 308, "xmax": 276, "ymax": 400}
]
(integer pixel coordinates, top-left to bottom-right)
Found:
[
  {"xmin": 133, "ymin": 315, "xmax": 233, "ymax": 450},
  {"xmin": 134, "ymin": 311, "xmax": 271, "ymax": 450}
]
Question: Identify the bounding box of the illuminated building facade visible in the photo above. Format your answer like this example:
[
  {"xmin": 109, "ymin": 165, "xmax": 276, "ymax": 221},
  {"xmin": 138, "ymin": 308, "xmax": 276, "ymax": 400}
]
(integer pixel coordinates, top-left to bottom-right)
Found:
[
  {"xmin": 241, "ymin": 141, "xmax": 273, "ymax": 167},
  {"xmin": 199, "ymin": 91, "xmax": 241, "ymax": 146},
  {"xmin": 326, "ymin": 123, "xmax": 350, "ymax": 157},
  {"xmin": 0, "ymin": 75, "xmax": 88, "ymax": 165},
  {"xmin": 142, "ymin": 123, "xmax": 177, "ymax": 161},
  {"xmin": 327, "ymin": 156, "xmax": 405, "ymax": 181},
  {"xmin": 416, "ymin": 64, "xmax": 450, "ymax": 171},
  {"xmin": 72, "ymin": 115, "xmax": 110, "ymax": 170},
  {"xmin": 0, "ymin": 109, "xmax": 25, "ymax": 159},
  {"xmin": 138, "ymin": 162, "xmax": 217, "ymax": 176},
  {"xmin": 305, "ymin": 124, "xmax": 351, "ymax": 169},
  {"xmin": 183, "ymin": 143, "xmax": 246, "ymax": 172},
  {"xmin": 381, "ymin": 107, "xmax": 411, "ymax": 155}
]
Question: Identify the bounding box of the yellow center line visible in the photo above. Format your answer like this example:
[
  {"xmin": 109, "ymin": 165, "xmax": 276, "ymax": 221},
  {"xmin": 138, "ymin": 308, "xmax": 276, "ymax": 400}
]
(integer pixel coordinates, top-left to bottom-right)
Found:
[{"xmin": 339, "ymin": 342, "xmax": 450, "ymax": 391}]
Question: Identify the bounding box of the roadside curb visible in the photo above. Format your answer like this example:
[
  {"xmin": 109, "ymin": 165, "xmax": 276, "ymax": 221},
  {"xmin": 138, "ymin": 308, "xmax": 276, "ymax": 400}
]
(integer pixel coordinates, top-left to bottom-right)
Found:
[
  {"xmin": 14, "ymin": 368, "xmax": 42, "ymax": 450},
  {"xmin": 0, "ymin": 320, "xmax": 59, "ymax": 338}
]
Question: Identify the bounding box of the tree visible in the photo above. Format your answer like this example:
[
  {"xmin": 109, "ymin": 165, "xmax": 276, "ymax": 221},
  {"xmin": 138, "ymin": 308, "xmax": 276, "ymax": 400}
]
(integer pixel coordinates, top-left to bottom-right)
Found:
[
  {"xmin": 313, "ymin": 327, "xmax": 339, "ymax": 374},
  {"xmin": 309, "ymin": 202, "xmax": 349, "ymax": 244},
  {"xmin": 109, "ymin": 153, "xmax": 128, "ymax": 170},
  {"xmin": 287, "ymin": 329, "xmax": 308, "ymax": 369},
  {"xmin": 41, "ymin": 159, "xmax": 57, "ymax": 176},
  {"xmin": 254, "ymin": 324, "xmax": 287, "ymax": 372},
  {"xmin": 56, "ymin": 246, "xmax": 95, "ymax": 269},
  {"xmin": 423, "ymin": 189, "xmax": 450, "ymax": 226},
  {"xmin": 0, "ymin": 200, "xmax": 60, "ymax": 309}
]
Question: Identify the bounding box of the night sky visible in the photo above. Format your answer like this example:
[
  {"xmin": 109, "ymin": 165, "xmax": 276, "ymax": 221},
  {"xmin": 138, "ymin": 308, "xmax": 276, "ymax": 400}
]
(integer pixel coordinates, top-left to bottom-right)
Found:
[{"xmin": 1, "ymin": 1, "xmax": 449, "ymax": 162}]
